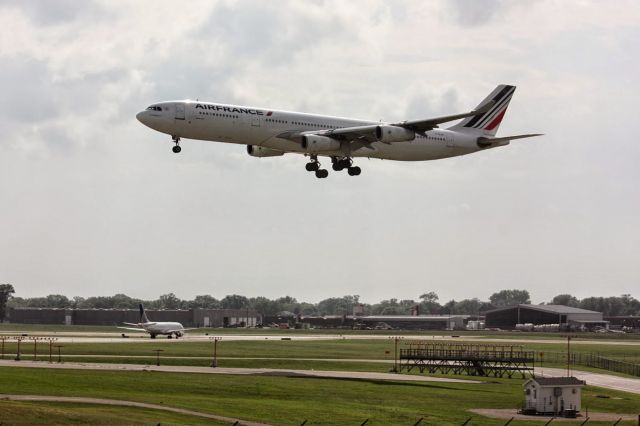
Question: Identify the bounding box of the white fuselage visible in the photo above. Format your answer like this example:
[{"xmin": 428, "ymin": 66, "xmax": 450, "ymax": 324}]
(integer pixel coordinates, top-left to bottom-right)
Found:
[
  {"xmin": 136, "ymin": 101, "xmax": 489, "ymax": 161},
  {"xmin": 139, "ymin": 321, "xmax": 185, "ymax": 336}
]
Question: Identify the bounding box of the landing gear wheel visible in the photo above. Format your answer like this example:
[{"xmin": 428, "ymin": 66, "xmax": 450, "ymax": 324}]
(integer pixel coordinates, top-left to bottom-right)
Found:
[
  {"xmin": 172, "ymin": 135, "xmax": 181, "ymax": 153},
  {"xmin": 347, "ymin": 166, "xmax": 361, "ymax": 176},
  {"xmin": 332, "ymin": 162, "xmax": 343, "ymax": 171},
  {"xmin": 150, "ymin": 334, "xmax": 157, "ymax": 339},
  {"xmin": 315, "ymin": 169, "xmax": 329, "ymax": 179},
  {"xmin": 306, "ymin": 162, "xmax": 319, "ymax": 172}
]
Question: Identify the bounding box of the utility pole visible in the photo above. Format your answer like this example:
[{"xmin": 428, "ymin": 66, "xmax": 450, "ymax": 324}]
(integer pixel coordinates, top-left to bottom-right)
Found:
[
  {"xmin": 389, "ymin": 336, "xmax": 403, "ymax": 373},
  {"xmin": 566, "ymin": 335, "xmax": 571, "ymax": 377}
]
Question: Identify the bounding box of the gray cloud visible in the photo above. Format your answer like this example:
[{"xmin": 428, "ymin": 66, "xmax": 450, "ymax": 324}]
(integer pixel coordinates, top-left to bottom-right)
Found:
[{"xmin": 1, "ymin": 1, "xmax": 639, "ymax": 304}]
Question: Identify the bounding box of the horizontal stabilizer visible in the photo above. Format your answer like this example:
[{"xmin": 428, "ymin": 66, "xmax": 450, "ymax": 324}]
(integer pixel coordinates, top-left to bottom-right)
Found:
[{"xmin": 477, "ymin": 133, "xmax": 543, "ymax": 146}]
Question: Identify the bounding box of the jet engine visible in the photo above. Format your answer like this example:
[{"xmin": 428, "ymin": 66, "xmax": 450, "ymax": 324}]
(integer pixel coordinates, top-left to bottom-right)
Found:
[
  {"xmin": 301, "ymin": 135, "xmax": 341, "ymax": 153},
  {"xmin": 247, "ymin": 145, "xmax": 284, "ymax": 157},
  {"xmin": 375, "ymin": 125, "xmax": 415, "ymax": 143}
]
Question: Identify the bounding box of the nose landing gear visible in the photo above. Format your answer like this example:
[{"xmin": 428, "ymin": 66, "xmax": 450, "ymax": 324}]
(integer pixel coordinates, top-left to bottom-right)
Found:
[{"xmin": 172, "ymin": 136, "xmax": 181, "ymax": 153}]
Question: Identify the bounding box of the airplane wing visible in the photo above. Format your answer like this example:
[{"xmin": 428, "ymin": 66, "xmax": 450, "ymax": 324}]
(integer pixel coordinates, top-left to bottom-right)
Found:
[
  {"xmin": 391, "ymin": 101, "xmax": 495, "ymax": 133},
  {"xmin": 117, "ymin": 327, "xmax": 148, "ymax": 332},
  {"xmin": 277, "ymin": 102, "xmax": 495, "ymax": 145}
]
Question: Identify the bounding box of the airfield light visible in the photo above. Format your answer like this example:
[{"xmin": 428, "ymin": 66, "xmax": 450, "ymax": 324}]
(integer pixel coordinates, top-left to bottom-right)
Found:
[{"xmin": 209, "ymin": 336, "xmax": 222, "ymax": 367}]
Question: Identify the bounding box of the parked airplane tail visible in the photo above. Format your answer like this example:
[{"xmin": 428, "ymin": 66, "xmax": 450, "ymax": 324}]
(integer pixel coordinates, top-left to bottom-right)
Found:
[
  {"xmin": 449, "ymin": 84, "xmax": 516, "ymax": 136},
  {"xmin": 139, "ymin": 303, "xmax": 150, "ymax": 323}
]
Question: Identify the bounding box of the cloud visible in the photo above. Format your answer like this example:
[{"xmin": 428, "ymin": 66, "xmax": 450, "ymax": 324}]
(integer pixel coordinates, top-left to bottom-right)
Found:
[{"xmin": 0, "ymin": 1, "xmax": 639, "ymax": 304}]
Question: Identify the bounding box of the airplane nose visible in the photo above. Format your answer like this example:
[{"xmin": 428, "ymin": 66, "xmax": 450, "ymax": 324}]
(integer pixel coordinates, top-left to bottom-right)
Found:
[{"xmin": 136, "ymin": 111, "xmax": 146, "ymax": 123}]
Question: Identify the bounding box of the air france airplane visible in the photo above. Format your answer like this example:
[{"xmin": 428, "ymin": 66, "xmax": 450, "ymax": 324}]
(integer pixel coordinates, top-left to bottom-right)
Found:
[{"xmin": 136, "ymin": 84, "xmax": 541, "ymax": 178}]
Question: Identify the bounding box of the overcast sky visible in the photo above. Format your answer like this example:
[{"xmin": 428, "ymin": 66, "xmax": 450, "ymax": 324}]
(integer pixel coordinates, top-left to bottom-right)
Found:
[{"xmin": 1, "ymin": 0, "xmax": 639, "ymax": 304}]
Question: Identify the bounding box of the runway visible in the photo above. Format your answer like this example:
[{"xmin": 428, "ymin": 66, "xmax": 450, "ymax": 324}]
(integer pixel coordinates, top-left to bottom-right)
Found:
[{"xmin": 1, "ymin": 330, "xmax": 640, "ymax": 346}]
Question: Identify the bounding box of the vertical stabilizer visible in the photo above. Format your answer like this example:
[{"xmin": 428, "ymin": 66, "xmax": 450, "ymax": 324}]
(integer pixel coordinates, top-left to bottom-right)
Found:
[
  {"xmin": 139, "ymin": 304, "xmax": 150, "ymax": 323},
  {"xmin": 449, "ymin": 84, "xmax": 516, "ymax": 136}
]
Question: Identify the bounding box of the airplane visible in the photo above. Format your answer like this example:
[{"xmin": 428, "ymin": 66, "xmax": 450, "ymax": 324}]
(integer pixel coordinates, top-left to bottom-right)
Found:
[
  {"xmin": 136, "ymin": 84, "xmax": 541, "ymax": 178},
  {"xmin": 118, "ymin": 304, "xmax": 192, "ymax": 339}
]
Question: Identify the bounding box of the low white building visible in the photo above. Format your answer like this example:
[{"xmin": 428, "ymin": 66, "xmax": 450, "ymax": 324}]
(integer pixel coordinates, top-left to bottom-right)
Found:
[{"xmin": 523, "ymin": 377, "xmax": 585, "ymax": 415}]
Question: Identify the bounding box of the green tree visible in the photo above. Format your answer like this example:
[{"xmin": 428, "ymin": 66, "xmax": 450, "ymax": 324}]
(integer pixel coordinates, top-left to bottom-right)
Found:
[
  {"xmin": 221, "ymin": 294, "xmax": 249, "ymax": 309},
  {"xmin": 550, "ymin": 294, "xmax": 580, "ymax": 307},
  {"xmin": 489, "ymin": 289, "xmax": 530, "ymax": 307},
  {"xmin": 419, "ymin": 292, "xmax": 441, "ymax": 314},
  {"xmin": 189, "ymin": 295, "xmax": 221, "ymax": 309},
  {"xmin": 157, "ymin": 293, "xmax": 182, "ymax": 309},
  {"xmin": 0, "ymin": 284, "xmax": 16, "ymax": 322},
  {"xmin": 44, "ymin": 294, "xmax": 70, "ymax": 308}
]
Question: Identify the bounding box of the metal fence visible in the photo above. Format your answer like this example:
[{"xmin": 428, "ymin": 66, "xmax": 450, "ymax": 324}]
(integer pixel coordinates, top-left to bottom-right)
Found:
[{"xmin": 537, "ymin": 352, "xmax": 640, "ymax": 377}]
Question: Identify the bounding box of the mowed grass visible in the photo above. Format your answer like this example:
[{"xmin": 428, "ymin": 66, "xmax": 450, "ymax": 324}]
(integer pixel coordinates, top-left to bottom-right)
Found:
[
  {"xmin": 1, "ymin": 367, "xmax": 639, "ymax": 425},
  {"xmin": 0, "ymin": 400, "xmax": 225, "ymax": 425},
  {"xmin": 2, "ymin": 336, "xmax": 639, "ymax": 368}
]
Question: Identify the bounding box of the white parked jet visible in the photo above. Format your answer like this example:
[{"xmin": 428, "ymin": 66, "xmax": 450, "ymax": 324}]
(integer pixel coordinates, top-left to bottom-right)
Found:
[
  {"xmin": 119, "ymin": 304, "xmax": 191, "ymax": 339},
  {"xmin": 136, "ymin": 84, "xmax": 540, "ymax": 178}
]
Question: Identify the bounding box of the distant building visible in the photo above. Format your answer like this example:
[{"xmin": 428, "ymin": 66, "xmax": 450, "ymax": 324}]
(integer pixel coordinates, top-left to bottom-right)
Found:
[
  {"xmin": 8, "ymin": 307, "xmax": 261, "ymax": 328},
  {"xmin": 355, "ymin": 315, "xmax": 469, "ymax": 330},
  {"xmin": 523, "ymin": 377, "xmax": 585, "ymax": 416},
  {"xmin": 484, "ymin": 304, "xmax": 607, "ymax": 330}
]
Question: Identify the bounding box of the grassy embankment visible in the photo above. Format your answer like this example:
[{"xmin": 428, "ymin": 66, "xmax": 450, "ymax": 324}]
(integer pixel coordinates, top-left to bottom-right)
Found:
[{"xmin": 1, "ymin": 367, "xmax": 639, "ymax": 425}]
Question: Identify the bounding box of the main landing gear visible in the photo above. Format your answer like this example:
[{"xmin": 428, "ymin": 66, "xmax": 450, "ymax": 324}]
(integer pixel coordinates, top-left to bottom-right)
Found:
[
  {"xmin": 304, "ymin": 156, "xmax": 362, "ymax": 178},
  {"xmin": 305, "ymin": 155, "xmax": 329, "ymax": 179},
  {"xmin": 331, "ymin": 157, "xmax": 361, "ymax": 176},
  {"xmin": 171, "ymin": 135, "xmax": 181, "ymax": 153}
]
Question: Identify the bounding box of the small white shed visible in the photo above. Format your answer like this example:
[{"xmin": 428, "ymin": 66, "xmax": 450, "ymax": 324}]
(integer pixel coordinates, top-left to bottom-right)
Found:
[{"xmin": 523, "ymin": 377, "xmax": 586, "ymax": 415}]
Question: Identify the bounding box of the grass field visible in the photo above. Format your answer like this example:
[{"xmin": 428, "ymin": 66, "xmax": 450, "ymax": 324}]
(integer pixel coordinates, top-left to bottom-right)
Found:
[
  {"xmin": 1, "ymin": 367, "xmax": 639, "ymax": 425},
  {"xmin": 1, "ymin": 326, "xmax": 639, "ymax": 424},
  {"xmin": 2, "ymin": 336, "xmax": 639, "ymax": 370}
]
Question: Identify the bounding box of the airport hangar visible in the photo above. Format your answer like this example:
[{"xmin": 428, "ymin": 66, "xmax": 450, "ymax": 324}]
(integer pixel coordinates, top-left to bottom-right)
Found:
[
  {"xmin": 484, "ymin": 304, "xmax": 607, "ymax": 330},
  {"xmin": 7, "ymin": 307, "xmax": 261, "ymax": 328}
]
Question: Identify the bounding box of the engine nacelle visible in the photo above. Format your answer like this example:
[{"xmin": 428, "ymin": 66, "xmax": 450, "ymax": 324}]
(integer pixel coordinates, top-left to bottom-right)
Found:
[
  {"xmin": 247, "ymin": 145, "xmax": 284, "ymax": 157},
  {"xmin": 375, "ymin": 125, "xmax": 415, "ymax": 143},
  {"xmin": 301, "ymin": 135, "xmax": 340, "ymax": 153}
]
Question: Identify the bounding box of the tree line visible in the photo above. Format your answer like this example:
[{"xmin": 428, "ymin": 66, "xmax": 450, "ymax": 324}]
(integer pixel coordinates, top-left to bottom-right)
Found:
[{"xmin": 2, "ymin": 284, "xmax": 639, "ymax": 320}]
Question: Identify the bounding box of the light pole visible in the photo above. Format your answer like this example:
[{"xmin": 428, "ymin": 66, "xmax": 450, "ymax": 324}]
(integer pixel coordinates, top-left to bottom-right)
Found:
[
  {"xmin": 566, "ymin": 335, "xmax": 571, "ymax": 377},
  {"xmin": 153, "ymin": 349, "xmax": 164, "ymax": 366},
  {"xmin": 210, "ymin": 336, "xmax": 222, "ymax": 367}
]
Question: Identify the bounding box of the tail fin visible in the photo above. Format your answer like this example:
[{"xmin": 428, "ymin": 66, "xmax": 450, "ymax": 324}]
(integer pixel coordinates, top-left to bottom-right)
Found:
[
  {"xmin": 139, "ymin": 304, "xmax": 150, "ymax": 323},
  {"xmin": 449, "ymin": 84, "xmax": 516, "ymax": 136}
]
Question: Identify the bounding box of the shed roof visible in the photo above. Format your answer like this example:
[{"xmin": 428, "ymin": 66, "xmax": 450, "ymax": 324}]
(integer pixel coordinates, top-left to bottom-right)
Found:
[
  {"xmin": 485, "ymin": 304, "xmax": 601, "ymax": 315},
  {"xmin": 526, "ymin": 377, "xmax": 586, "ymax": 386}
]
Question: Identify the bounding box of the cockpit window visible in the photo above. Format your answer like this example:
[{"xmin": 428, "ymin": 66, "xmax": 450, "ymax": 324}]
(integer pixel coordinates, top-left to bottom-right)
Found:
[{"xmin": 146, "ymin": 106, "xmax": 162, "ymax": 111}]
